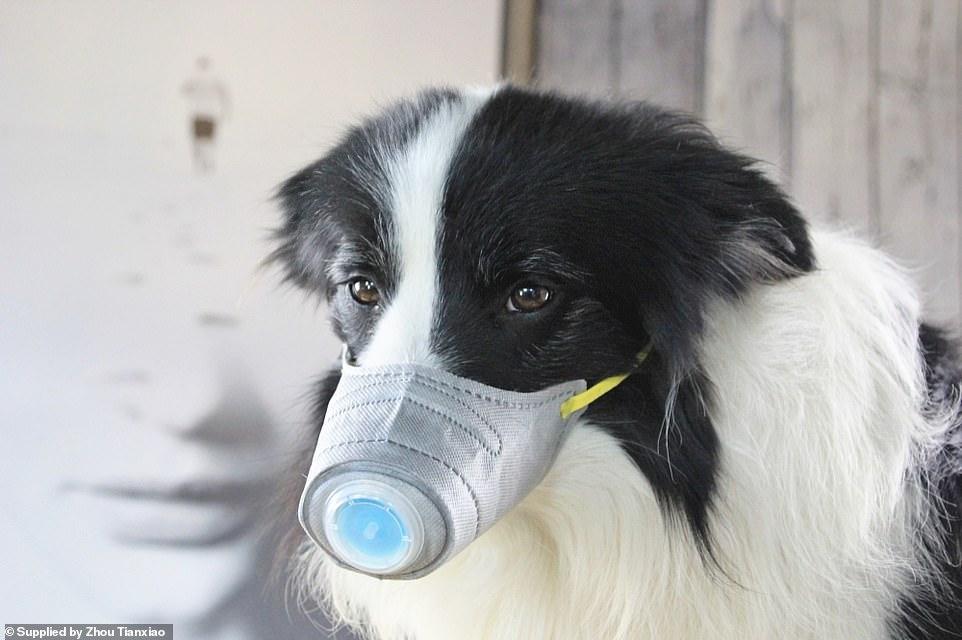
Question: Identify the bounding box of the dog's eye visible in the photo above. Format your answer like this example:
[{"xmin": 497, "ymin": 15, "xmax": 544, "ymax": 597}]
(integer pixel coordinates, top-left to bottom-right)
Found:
[
  {"xmin": 348, "ymin": 278, "xmax": 380, "ymax": 306},
  {"xmin": 506, "ymin": 284, "xmax": 551, "ymax": 313}
]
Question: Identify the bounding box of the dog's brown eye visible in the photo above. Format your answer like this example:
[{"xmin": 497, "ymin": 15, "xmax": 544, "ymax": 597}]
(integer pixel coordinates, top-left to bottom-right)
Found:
[
  {"xmin": 349, "ymin": 278, "xmax": 380, "ymax": 306},
  {"xmin": 507, "ymin": 284, "xmax": 551, "ymax": 313}
]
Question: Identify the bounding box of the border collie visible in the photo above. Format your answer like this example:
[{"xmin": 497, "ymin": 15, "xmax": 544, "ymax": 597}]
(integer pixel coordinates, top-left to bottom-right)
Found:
[{"xmin": 271, "ymin": 85, "xmax": 962, "ymax": 639}]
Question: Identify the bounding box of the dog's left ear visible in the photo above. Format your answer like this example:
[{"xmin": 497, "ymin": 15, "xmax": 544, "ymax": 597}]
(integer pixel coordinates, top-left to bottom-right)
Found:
[
  {"xmin": 617, "ymin": 113, "xmax": 816, "ymax": 380},
  {"xmin": 595, "ymin": 120, "xmax": 815, "ymax": 554}
]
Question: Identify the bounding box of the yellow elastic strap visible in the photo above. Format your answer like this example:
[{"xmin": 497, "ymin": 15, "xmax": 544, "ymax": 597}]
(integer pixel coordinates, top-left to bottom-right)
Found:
[{"xmin": 559, "ymin": 341, "xmax": 654, "ymax": 419}]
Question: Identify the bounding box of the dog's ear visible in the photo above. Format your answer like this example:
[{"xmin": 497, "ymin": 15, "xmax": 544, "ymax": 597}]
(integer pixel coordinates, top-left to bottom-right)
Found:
[
  {"xmin": 602, "ymin": 112, "xmax": 817, "ymax": 565},
  {"xmin": 268, "ymin": 89, "xmax": 460, "ymax": 299},
  {"xmin": 268, "ymin": 159, "xmax": 345, "ymax": 298},
  {"xmin": 612, "ymin": 110, "xmax": 815, "ymax": 380}
]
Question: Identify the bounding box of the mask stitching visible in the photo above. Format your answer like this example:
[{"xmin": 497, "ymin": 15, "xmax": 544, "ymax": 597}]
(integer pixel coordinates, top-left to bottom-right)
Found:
[
  {"xmin": 411, "ymin": 379, "xmax": 504, "ymax": 453},
  {"xmin": 333, "ymin": 377, "xmax": 414, "ymax": 399},
  {"xmin": 341, "ymin": 369, "xmax": 576, "ymax": 409},
  {"xmin": 324, "ymin": 397, "xmax": 500, "ymax": 457},
  {"xmin": 318, "ymin": 438, "xmax": 481, "ymax": 537},
  {"xmin": 330, "ymin": 376, "xmax": 506, "ymax": 453}
]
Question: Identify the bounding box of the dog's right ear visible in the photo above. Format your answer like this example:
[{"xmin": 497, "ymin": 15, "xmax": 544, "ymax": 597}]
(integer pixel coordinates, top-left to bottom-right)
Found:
[{"xmin": 268, "ymin": 159, "xmax": 343, "ymax": 298}]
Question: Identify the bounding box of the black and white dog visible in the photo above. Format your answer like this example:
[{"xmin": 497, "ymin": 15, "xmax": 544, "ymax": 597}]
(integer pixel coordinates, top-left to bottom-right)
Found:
[{"xmin": 272, "ymin": 86, "xmax": 962, "ymax": 639}]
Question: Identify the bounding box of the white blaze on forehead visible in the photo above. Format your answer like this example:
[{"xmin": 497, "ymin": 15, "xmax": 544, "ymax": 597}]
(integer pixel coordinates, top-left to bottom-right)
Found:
[{"xmin": 359, "ymin": 89, "xmax": 493, "ymax": 367}]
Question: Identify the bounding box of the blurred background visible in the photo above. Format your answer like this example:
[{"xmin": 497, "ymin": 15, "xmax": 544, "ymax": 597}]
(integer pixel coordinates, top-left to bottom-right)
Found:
[
  {"xmin": 0, "ymin": 1, "xmax": 959, "ymax": 638},
  {"xmin": 0, "ymin": 2, "xmax": 499, "ymax": 638}
]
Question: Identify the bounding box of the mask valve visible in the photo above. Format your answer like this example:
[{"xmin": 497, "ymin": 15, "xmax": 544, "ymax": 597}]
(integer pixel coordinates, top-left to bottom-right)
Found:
[{"xmin": 303, "ymin": 471, "xmax": 445, "ymax": 576}]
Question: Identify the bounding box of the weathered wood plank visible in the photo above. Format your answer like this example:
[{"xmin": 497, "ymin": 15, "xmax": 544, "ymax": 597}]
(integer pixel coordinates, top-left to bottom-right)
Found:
[
  {"xmin": 502, "ymin": 0, "xmax": 538, "ymax": 84},
  {"xmin": 536, "ymin": 0, "xmax": 616, "ymax": 95},
  {"xmin": 790, "ymin": 0, "xmax": 874, "ymax": 233},
  {"xmin": 877, "ymin": 0, "xmax": 960, "ymax": 325},
  {"xmin": 957, "ymin": 1, "xmax": 962, "ymax": 329},
  {"xmin": 703, "ymin": 0, "xmax": 792, "ymax": 184},
  {"xmin": 617, "ymin": 0, "xmax": 705, "ymax": 113}
]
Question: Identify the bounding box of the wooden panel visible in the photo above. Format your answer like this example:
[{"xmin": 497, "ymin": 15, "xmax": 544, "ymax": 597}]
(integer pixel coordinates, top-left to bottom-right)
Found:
[
  {"xmin": 957, "ymin": 1, "xmax": 962, "ymax": 329},
  {"xmin": 617, "ymin": 0, "xmax": 706, "ymax": 113},
  {"xmin": 790, "ymin": 1, "xmax": 874, "ymax": 232},
  {"xmin": 502, "ymin": 0, "xmax": 538, "ymax": 84},
  {"xmin": 536, "ymin": 0, "xmax": 616, "ymax": 95},
  {"xmin": 703, "ymin": 0, "xmax": 792, "ymax": 184},
  {"xmin": 876, "ymin": 0, "xmax": 960, "ymax": 325}
]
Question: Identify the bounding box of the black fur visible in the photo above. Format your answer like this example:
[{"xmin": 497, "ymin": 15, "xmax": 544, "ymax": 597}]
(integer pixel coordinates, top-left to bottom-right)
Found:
[{"xmin": 894, "ymin": 325, "xmax": 962, "ymax": 639}]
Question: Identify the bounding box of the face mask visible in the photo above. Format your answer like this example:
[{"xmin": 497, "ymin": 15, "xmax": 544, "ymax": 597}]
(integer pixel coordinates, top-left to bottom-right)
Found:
[{"xmin": 298, "ymin": 345, "xmax": 652, "ymax": 579}]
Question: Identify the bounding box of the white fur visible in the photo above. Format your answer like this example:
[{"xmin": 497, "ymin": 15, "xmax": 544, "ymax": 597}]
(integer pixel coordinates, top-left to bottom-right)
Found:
[
  {"xmin": 297, "ymin": 225, "xmax": 955, "ymax": 639},
  {"xmin": 359, "ymin": 91, "xmax": 491, "ymax": 368}
]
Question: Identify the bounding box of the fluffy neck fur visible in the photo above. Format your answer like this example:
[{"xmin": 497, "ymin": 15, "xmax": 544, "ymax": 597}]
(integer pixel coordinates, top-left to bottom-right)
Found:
[{"xmin": 293, "ymin": 229, "xmax": 952, "ymax": 640}]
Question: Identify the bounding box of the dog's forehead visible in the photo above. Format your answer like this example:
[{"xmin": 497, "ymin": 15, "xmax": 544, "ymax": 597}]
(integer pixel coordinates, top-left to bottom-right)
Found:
[
  {"xmin": 347, "ymin": 88, "xmax": 497, "ymax": 366},
  {"xmin": 348, "ymin": 88, "xmax": 629, "ymax": 369},
  {"xmin": 335, "ymin": 88, "xmax": 573, "ymax": 271},
  {"xmin": 357, "ymin": 88, "xmax": 607, "ymax": 270}
]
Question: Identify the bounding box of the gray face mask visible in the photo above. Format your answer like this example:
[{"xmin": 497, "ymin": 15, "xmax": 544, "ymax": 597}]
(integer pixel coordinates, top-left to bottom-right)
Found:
[{"xmin": 297, "ymin": 351, "xmax": 589, "ymax": 579}]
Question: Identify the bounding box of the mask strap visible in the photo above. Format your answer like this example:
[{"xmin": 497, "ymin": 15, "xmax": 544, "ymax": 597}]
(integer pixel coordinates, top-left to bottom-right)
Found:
[{"xmin": 559, "ymin": 341, "xmax": 654, "ymax": 419}]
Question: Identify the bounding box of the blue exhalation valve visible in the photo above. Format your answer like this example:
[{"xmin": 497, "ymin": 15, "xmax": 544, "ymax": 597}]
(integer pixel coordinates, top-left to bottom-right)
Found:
[{"xmin": 322, "ymin": 478, "xmax": 425, "ymax": 574}]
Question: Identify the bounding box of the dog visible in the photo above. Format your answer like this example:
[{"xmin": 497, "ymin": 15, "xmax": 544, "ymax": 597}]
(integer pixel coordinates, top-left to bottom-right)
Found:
[{"xmin": 270, "ymin": 85, "xmax": 962, "ymax": 639}]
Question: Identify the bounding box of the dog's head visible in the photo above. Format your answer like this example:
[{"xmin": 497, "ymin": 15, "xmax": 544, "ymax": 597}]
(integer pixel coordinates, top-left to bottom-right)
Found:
[{"xmin": 273, "ymin": 85, "xmax": 814, "ymax": 549}]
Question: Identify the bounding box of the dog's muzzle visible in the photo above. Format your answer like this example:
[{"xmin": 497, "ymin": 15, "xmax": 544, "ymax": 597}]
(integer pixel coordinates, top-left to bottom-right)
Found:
[{"xmin": 298, "ymin": 354, "xmax": 587, "ymax": 579}]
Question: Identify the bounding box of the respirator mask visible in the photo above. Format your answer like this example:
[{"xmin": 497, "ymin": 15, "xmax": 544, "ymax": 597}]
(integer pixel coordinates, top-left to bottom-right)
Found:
[{"xmin": 298, "ymin": 345, "xmax": 651, "ymax": 579}]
